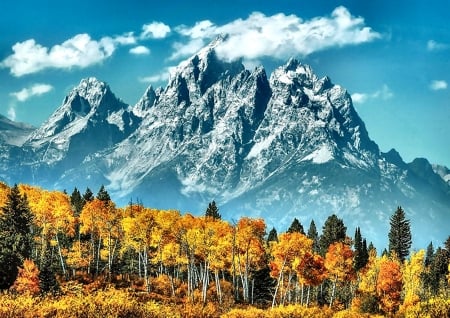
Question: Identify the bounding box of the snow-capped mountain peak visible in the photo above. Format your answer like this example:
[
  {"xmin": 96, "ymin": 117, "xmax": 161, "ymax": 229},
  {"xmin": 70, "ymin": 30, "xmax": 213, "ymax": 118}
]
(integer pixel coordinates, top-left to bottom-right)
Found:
[{"xmin": 1, "ymin": 40, "xmax": 449, "ymax": 249}]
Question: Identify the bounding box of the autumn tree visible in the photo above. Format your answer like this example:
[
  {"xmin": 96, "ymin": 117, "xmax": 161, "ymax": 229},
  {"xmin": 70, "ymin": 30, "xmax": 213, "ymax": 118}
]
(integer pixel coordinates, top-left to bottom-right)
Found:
[
  {"xmin": 79, "ymin": 198, "xmax": 119, "ymax": 276},
  {"xmin": 0, "ymin": 182, "xmax": 9, "ymax": 207},
  {"xmin": 297, "ymin": 252, "xmax": 327, "ymax": 306},
  {"xmin": 121, "ymin": 207, "xmax": 161, "ymax": 291},
  {"xmin": 388, "ymin": 206, "xmax": 411, "ymax": 262},
  {"xmin": 356, "ymin": 248, "xmax": 381, "ymax": 314},
  {"xmin": 20, "ymin": 186, "xmax": 75, "ymax": 275},
  {"xmin": 400, "ymin": 249, "xmax": 425, "ymax": 313},
  {"xmin": 269, "ymin": 232, "xmax": 313, "ymax": 307},
  {"xmin": 376, "ymin": 255, "xmax": 403, "ymax": 314},
  {"xmin": 324, "ymin": 241, "xmax": 355, "ymax": 307},
  {"xmin": 233, "ymin": 217, "xmax": 267, "ymax": 303},
  {"xmin": 0, "ymin": 185, "xmax": 33, "ymax": 290},
  {"xmin": 11, "ymin": 259, "xmax": 40, "ymax": 296}
]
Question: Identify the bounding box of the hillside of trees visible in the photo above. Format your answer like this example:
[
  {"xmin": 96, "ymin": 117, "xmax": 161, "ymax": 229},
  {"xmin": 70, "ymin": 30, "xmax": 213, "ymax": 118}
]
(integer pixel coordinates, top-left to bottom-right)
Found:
[{"xmin": 0, "ymin": 182, "xmax": 449, "ymax": 317}]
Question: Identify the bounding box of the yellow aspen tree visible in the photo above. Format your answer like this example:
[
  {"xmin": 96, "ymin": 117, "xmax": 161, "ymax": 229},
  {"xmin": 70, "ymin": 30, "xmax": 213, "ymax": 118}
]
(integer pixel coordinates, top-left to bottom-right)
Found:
[
  {"xmin": 448, "ymin": 262, "xmax": 450, "ymax": 285},
  {"xmin": 0, "ymin": 182, "xmax": 9, "ymax": 208},
  {"xmin": 178, "ymin": 213, "xmax": 202, "ymax": 301},
  {"xmin": 400, "ymin": 249, "xmax": 425, "ymax": 312},
  {"xmin": 355, "ymin": 248, "xmax": 380, "ymax": 313},
  {"xmin": 209, "ymin": 219, "xmax": 233, "ymax": 304},
  {"xmin": 79, "ymin": 198, "xmax": 110, "ymax": 275},
  {"xmin": 120, "ymin": 207, "xmax": 157, "ymax": 291},
  {"xmin": 153, "ymin": 209, "xmax": 181, "ymax": 297},
  {"xmin": 269, "ymin": 232, "xmax": 313, "ymax": 307},
  {"xmin": 47, "ymin": 190, "xmax": 75, "ymax": 277},
  {"xmin": 234, "ymin": 217, "xmax": 266, "ymax": 303},
  {"xmin": 153, "ymin": 209, "xmax": 180, "ymax": 276}
]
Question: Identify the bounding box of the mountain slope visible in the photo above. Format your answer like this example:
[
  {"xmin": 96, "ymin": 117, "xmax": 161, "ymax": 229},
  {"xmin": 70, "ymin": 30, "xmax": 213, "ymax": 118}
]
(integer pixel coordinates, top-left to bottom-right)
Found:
[
  {"xmin": 0, "ymin": 114, "xmax": 35, "ymax": 146},
  {"xmin": 0, "ymin": 40, "xmax": 448, "ymax": 248}
]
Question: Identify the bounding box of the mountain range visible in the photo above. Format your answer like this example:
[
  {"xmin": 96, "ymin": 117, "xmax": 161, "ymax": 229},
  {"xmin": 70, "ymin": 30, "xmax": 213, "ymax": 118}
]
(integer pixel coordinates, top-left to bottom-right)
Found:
[{"xmin": 1, "ymin": 39, "xmax": 449, "ymax": 249}]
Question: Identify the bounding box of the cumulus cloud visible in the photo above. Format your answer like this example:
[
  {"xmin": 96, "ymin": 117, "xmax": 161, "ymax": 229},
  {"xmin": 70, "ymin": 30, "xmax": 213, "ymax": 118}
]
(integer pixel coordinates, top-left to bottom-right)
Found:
[
  {"xmin": 171, "ymin": 6, "xmax": 380, "ymax": 62},
  {"xmin": 352, "ymin": 84, "xmax": 393, "ymax": 104},
  {"xmin": 129, "ymin": 45, "xmax": 150, "ymax": 55},
  {"xmin": 0, "ymin": 33, "xmax": 135, "ymax": 77},
  {"xmin": 141, "ymin": 22, "xmax": 171, "ymax": 39},
  {"xmin": 427, "ymin": 40, "xmax": 448, "ymax": 52},
  {"xmin": 10, "ymin": 83, "xmax": 53, "ymax": 102},
  {"xmin": 429, "ymin": 80, "xmax": 447, "ymax": 91}
]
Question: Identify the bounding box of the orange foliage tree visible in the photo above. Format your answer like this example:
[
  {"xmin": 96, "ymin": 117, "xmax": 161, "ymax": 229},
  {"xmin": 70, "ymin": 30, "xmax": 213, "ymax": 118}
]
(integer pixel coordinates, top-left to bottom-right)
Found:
[
  {"xmin": 297, "ymin": 251, "xmax": 327, "ymax": 306},
  {"xmin": 11, "ymin": 259, "xmax": 40, "ymax": 296},
  {"xmin": 376, "ymin": 255, "xmax": 402, "ymax": 314},
  {"xmin": 324, "ymin": 241, "xmax": 355, "ymax": 308}
]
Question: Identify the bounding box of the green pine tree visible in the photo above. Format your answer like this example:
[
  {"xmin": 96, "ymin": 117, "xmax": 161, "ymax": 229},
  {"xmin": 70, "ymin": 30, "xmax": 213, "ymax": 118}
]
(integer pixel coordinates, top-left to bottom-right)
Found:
[
  {"xmin": 0, "ymin": 184, "xmax": 33, "ymax": 290},
  {"xmin": 287, "ymin": 218, "xmax": 305, "ymax": 234},
  {"xmin": 267, "ymin": 227, "xmax": 278, "ymax": 243},
  {"xmin": 425, "ymin": 241, "xmax": 434, "ymax": 267},
  {"xmin": 70, "ymin": 187, "xmax": 85, "ymax": 217},
  {"xmin": 307, "ymin": 220, "xmax": 320, "ymax": 253},
  {"xmin": 319, "ymin": 214, "xmax": 346, "ymax": 255},
  {"xmin": 205, "ymin": 200, "xmax": 221, "ymax": 219},
  {"xmin": 388, "ymin": 206, "xmax": 412, "ymax": 262},
  {"xmin": 354, "ymin": 227, "xmax": 369, "ymax": 271},
  {"xmin": 96, "ymin": 185, "xmax": 111, "ymax": 202},
  {"xmin": 39, "ymin": 249, "xmax": 59, "ymax": 295},
  {"xmin": 83, "ymin": 187, "xmax": 94, "ymax": 202}
]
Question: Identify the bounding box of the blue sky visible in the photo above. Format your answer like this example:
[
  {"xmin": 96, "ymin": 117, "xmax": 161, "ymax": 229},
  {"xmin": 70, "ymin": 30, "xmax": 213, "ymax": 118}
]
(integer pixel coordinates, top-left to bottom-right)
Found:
[{"xmin": 1, "ymin": 0, "xmax": 449, "ymax": 167}]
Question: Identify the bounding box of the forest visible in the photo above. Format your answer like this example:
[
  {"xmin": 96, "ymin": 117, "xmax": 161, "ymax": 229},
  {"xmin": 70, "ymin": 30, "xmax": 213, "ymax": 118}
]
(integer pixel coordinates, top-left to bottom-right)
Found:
[{"xmin": 0, "ymin": 182, "xmax": 449, "ymax": 317}]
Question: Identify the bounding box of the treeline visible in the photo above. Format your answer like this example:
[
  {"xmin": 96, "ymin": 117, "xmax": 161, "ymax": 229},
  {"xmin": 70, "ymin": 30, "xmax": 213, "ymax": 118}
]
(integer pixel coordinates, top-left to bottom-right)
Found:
[{"xmin": 0, "ymin": 182, "xmax": 449, "ymax": 317}]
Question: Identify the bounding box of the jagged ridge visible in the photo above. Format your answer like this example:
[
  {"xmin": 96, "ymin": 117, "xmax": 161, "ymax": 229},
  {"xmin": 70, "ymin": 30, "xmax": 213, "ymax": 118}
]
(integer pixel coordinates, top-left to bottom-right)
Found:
[{"xmin": 0, "ymin": 39, "xmax": 449, "ymax": 249}]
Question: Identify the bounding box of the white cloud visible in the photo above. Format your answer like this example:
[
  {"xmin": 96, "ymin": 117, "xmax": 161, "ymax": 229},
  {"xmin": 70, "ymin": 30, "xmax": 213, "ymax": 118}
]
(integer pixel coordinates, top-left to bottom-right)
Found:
[
  {"xmin": 141, "ymin": 22, "xmax": 171, "ymax": 39},
  {"xmin": 429, "ymin": 80, "xmax": 447, "ymax": 91},
  {"xmin": 10, "ymin": 83, "xmax": 53, "ymax": 102},
  {"xmin": 170, "ymin": 38, "xmax": 207, "ymax": 60},
  {"xmin": 0, "ymin": 33, "xmax": 132, "ymax": 77},
  {"xmin": 7, "ymin": 105, "xmax": 16, "ymax": 121},
  {"xmin": 139, "ymin": 66, "xmax": 176, "ymax": 84},
  {"xmin": 352, "ymin": 84, "xmax": 393, "ymax": 104},
  {"xmin": 351, "ymin": 93, "xmax": 368, "ymax": 104},
  {"xmin": 427, "ymin": 40, "xmax": 448, "ymax": 52},
  {"xmin": 172, "ymin": 6, "xmax": 380, "ymax": 62},
  {"xmin": 129, "ymin": 45, "xmax": 150, "ymax": 55}
]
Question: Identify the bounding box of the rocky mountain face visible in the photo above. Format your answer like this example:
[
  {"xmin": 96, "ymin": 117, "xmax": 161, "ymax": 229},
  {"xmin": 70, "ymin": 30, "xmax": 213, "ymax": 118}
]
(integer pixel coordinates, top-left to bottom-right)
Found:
[{"xmin": 1, "ymin": 41, "xmax": 449, "ymax": 248}]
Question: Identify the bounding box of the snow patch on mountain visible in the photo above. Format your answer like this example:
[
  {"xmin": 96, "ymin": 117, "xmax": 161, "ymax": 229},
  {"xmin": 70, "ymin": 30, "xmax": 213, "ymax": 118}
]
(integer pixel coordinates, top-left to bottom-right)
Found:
[{"xmin": 301, "ymin": 145, "xmax": 334, "ymax": 164}]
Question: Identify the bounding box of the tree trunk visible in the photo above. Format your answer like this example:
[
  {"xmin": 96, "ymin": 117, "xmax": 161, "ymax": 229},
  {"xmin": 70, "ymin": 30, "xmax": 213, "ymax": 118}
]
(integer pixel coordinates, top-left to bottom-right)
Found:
[
  {"xmin": 55, "ymin": 233, "xmax": 67, "ymax": 276},
  {"xmin": 330, "ymin": 277, "xmax": 337, "ymax": 308}
]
